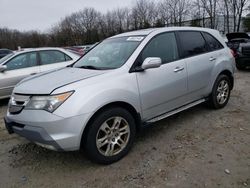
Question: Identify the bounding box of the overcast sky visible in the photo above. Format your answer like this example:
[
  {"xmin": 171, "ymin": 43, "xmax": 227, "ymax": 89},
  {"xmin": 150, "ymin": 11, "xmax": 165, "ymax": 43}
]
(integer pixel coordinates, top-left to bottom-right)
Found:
[{"xmin": 0, "ymin": 0, "xmax": 133, "ymax": 32}]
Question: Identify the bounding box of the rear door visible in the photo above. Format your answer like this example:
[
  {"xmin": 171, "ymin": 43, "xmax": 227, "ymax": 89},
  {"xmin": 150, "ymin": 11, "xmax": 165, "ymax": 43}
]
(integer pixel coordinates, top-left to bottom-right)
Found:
[
  {"xmin": 136, "ymin": 32, "xmax": 188, "ymax": 120},
  {"xmin": 202, "ymin": 31, "xmax": 225, "ymax": 62},
  {"xmin": 177, "ymin": 31, "xmax": 213, "ymax": 99},
  {"xmin": 39, "ymin": 50, "xmax": 74, "ymax": 72},
  {"xmin": 0, "ymin": 52, "xmax": 39, "ymax": 97}
]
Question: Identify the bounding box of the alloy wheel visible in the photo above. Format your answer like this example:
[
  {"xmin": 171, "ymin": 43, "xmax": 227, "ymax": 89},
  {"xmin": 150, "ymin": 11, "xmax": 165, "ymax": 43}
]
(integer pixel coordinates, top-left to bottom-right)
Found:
[
  {"xmin": 96, "ymin": 116, "xmax": 130, "ymax": 157},
  {"xmin": 216, "ymin": 80, "xmax": 229, "ymax": 105}
]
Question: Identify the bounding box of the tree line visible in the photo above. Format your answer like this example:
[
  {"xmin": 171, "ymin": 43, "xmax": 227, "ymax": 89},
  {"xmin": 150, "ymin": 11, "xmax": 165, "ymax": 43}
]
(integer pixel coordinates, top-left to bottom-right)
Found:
[{"xmin": 0, "ymin": 0, "xmax": 249, "ymax": 50}]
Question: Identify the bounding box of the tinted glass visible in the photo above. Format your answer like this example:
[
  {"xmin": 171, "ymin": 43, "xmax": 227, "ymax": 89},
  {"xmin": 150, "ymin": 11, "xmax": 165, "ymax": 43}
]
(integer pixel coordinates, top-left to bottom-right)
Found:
[
  {"xmin": 65, "ymin": 55, "xmax": 72, "ymax": 61},
  {"xmin": 203, "ymin": 32, "xmax": 224, "ymax": 51},
  {"xmin": 0, "ymin": 53, "xmax": 14, "ymax": 64},
  {"xmin": 0, "ymin": 50, "xmax": 11, "ymax": 54},
  {"xmin": 178, "ymin": 31, "xmax": 207, "ymax": 58},
  {"xmin": 4, "ymin": 50, "xmax": 11, "ymax": 54},
  {"xmin": 40, "ymin": 50, "xmax": 71, "ymax": 65},
  {"xmin": 141, "ymin": 32, "xmax": 179, "ymax": 64},
  {"xmin": 6, "ymin": 52, "xmax": 37, "ymax": 71},
  {"xmin": 73, "ymin": 36, "xmax": 143, "ymax": 69}
]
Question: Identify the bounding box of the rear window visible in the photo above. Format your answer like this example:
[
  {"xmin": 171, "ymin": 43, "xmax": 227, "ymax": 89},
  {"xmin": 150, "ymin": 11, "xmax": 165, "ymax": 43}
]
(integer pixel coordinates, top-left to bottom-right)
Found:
[
  {"xmin": 178, "ymin": 31, "xmax": 208, "ymax": 58},
  {"xmin": 39, "ymin": 50, "xmax": 72, "ymax": 65},
  {"xmin": 202, "ymin": 32, "xmax": 224, "ymax": 51}
]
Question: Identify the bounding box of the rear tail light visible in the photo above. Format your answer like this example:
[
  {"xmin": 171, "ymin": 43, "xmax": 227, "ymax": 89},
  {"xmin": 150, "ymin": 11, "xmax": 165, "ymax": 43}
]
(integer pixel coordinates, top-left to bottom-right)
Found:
[{"xmin": 230, "ymin": 49, "xmax": 237, "ymax": 58}]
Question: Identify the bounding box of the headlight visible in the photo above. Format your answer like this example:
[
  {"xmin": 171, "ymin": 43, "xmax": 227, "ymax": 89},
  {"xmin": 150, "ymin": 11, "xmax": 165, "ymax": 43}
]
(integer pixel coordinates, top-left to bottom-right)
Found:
[{"xmin": 25, "ymin": 91, "xmax": 73, "ymax": 112}]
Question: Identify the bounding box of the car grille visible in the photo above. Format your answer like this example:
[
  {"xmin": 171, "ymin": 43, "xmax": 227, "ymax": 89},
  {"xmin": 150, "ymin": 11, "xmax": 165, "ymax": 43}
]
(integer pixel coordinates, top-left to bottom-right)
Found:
[
  {"xmin": 242, "ymin": 46, "xmax": 250, "ymax": 56},
  {"xmin": 9, "ymin": 94, "xmax": 30, "ymax": 114}
]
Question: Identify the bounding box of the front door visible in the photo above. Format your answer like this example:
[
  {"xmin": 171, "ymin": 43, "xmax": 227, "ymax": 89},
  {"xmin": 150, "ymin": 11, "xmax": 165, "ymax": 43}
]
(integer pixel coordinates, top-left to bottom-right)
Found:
[
  {"xmin": 135, "ymin": 32, "xmax": 188, "ymax": 120},
  {"xmin": 0, "ymin": 52, "xmax": 39, "ymax": 98}
]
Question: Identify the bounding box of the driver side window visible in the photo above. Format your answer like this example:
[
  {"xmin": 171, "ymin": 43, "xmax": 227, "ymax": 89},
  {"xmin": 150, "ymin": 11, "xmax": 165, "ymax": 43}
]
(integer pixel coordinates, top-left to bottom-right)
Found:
[{"xmin": 141, "ymin": 32, "xmax": 179, "ymax": 65}]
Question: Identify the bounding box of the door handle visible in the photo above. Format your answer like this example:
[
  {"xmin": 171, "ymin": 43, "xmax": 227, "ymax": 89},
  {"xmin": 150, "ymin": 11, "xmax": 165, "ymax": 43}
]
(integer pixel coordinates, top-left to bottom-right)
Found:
[
  {"xmin": 30, "ymin": 72, "xmax": 37, "ymax": 75},
  {"xmin": 209, "ymin": 57, "xmax": 216, "ymax": 61},
  {"xmin": 174, "ymin": 67, "xmax": 184, "ymax": 73}
]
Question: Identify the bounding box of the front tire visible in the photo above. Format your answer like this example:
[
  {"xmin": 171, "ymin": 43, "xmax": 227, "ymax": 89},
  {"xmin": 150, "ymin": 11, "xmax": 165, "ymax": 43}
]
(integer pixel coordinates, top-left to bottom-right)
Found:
[
  {"xmin": 84, "ymin": 107, "xmax": 136, "ymax": 164},
  {"xmin": 208, "ymin": 75, "xmax": 231, "ymax": 109}
]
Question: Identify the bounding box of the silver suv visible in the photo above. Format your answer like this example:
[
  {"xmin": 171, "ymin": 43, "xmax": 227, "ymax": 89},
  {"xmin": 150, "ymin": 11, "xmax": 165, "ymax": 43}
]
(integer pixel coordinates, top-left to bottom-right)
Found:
[{"xmin": 5, "ymin": 27, "xmax": 235, "ymax": 164}]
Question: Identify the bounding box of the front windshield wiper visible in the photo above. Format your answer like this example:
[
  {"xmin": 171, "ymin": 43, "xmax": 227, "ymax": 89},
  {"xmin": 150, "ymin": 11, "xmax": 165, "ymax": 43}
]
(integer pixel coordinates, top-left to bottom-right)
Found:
[{"xmin": 77, "ymin": 65, "xmax": 104, "ymax": 70}]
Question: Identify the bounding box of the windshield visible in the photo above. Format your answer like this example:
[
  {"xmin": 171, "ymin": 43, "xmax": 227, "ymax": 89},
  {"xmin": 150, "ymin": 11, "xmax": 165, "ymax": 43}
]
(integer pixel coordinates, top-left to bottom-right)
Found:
[
  {"xmin": 73, "ymin": 36, "xmax": 144, "ymax": 70},
  {"xmin": 0, "ymin": 53, "xmax": 14, "ymax": 64}
]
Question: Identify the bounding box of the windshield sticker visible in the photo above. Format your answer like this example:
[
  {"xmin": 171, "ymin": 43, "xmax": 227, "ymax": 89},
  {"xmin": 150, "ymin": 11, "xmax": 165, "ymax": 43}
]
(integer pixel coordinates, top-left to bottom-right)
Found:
[{"xmin": 127, "ymin": 37, "xmax": 144, "ymax": 42}]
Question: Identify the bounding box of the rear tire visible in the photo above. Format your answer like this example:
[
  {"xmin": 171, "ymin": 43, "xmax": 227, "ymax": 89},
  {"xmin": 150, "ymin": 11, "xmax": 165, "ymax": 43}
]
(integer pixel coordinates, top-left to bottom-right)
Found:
[
  {"xmin": 84, "ymin": 107, "xmax": 136, "ymax": 164},
  {"xmin": 207, "ymin": 75, "xmax": 231, "ymax": 109}
]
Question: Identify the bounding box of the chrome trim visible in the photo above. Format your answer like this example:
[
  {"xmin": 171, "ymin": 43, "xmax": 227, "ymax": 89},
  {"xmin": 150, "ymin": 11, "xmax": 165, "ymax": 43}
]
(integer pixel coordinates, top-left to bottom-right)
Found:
[
  {"xmin": 174, "ymin": 67, "xmax": 184, "ymax": 73},
  {"xmin": 147, "ymin": 99, "xmax": 206, "ymax": 123},
  {"xmin": 209, "ymin": 57, "xmax": 216, "ymax": 61},
  {"xmin": 10, "ymin": 94, "xmax": 30, "ymax": 106}
]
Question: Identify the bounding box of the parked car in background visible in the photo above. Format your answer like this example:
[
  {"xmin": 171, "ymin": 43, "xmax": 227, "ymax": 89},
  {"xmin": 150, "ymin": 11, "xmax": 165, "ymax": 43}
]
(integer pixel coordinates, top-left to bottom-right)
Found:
[
  {"xmin": 80, "ymin": 45, "xmax": 93, "ymax": 53},
  {"xmin": 0, "ymin": 49, "xmax": 13, "ymax": 59},
  {"xmin": 64, "ymin": 46, "xmax": 84, "ymax": 56},
  {"xmin": 64, "ymin": 45, "xmax": 94, "ymax": 56},
  {"xmin": 0, "ymin": 47, "xmax": 79, "ymax": 99},
  {"xmin": 5, "ymin": 27, "xmax": 235, "ymax": 164},
  {"xmin": 226, "ymin": 32, "xmax": 250, "ymax": 70}
]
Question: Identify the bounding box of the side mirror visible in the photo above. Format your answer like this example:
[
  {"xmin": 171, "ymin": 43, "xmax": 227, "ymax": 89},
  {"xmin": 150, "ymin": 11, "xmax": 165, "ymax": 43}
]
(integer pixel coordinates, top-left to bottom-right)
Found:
[
  {"xmin": 141, "ymin": 57, "xmax": 162, "ymax": 70},
  {"xmin": 0, "ymin": 65, "xmax": 7, "ymax": 72}
]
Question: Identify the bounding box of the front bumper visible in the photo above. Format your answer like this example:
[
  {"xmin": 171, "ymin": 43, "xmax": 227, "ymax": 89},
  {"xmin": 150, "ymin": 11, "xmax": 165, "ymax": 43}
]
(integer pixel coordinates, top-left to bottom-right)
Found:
[
  {"xmin": 5, "ymin": 110, "xmax": 90, "ymax": 151},
  {"xmin": 4, "ymin": 117, "xmax": 63, "ymax": 150}
]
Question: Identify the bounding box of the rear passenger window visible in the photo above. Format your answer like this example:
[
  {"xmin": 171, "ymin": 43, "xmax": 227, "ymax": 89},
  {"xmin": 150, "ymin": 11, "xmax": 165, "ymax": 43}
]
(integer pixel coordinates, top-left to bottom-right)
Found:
[
  {"xmin": 141, "ymin": 32, "xmax": 179, "ymax": 64},
  {"xmin": 202, "ymin": 32, "xmax": 224, "ymax": 51},
  {"xmin": 178, "ymin": 31, "xmax": 207, "ymax": 58},
  {"xmin": 39, "ymin": 50, "xmax": 72, "ymax": 65}
]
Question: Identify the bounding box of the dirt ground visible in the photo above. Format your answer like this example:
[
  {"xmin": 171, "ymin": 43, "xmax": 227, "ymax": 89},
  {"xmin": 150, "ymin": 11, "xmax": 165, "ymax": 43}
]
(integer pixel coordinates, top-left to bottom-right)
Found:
[{"xmin": 0, "ymin": 71, "xmax": 250, "ymax": 188}]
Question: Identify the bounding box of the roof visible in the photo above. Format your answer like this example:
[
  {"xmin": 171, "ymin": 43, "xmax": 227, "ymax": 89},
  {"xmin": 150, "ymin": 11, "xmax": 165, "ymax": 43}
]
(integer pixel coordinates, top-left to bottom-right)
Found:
[
  {"xmin": 13, "ymin": 47, "xmax": 66, "ymax": 54},
  {"xmin": 110, "ymin": 27, "xmax": 219, "ymax": 38},
  {"xmin": 0, "ymin": 47, "xmax": 80, "ymax": 65},
  {"xmin": 0, "ymin": 48, "xmax": 12, "ymax": 51},
  {"xmin": 111, "ymin": 28, "xmax": 158, "ymax": 38}
]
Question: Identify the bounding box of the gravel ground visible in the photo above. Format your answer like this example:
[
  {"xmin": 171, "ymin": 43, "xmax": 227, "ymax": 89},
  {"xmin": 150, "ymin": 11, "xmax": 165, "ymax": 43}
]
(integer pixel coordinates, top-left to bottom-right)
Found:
[{"xmin": 0, "ymin": 71, "xmax": 250, "ymax": 188}]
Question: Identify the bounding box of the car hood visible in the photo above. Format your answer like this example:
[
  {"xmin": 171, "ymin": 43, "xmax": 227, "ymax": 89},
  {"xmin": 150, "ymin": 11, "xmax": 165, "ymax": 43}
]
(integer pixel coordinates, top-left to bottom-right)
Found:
[
  {"xmin": 226, "ymin": 33, "xmax": 250, "ymax": 41},
  {"xmin": 14, "ymin": 67, "xmax": 108, "ymax": 95}
]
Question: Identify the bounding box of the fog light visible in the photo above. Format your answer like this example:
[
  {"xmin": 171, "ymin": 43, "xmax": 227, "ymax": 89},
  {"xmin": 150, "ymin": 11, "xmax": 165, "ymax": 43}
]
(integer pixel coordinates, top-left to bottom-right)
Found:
[{"xmin": 35, "ymin": 142, "xmax": 57, "ymax": 151}]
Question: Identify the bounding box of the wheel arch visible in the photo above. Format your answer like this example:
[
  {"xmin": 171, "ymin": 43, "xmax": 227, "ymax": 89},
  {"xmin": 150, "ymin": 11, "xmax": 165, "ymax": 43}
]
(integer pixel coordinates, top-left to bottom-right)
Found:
[
  {"xmin": 219, "ymin": 70, "xmax": 234, "ymax": 90},
  {"xmin": 80, "ymin": 101, "xmax": 142, "ymax": 149}
]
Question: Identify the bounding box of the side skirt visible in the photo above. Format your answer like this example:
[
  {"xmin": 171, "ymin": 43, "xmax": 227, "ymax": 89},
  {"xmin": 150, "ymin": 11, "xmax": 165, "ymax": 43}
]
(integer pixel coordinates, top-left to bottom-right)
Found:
[{"xmin": 146, "ymin": 99, "xmax": 206, "ymax": 123}]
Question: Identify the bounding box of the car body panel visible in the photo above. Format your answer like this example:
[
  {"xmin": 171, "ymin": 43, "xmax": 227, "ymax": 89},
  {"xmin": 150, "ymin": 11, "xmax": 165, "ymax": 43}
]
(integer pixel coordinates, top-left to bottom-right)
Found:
[
  {"xmin": 0, "ymin": 66, "xmax": 40, "ymax": 99},
  {"xmin": 52, "ymin": 66, "xmax": 141, "ymax": 119},
  {"xmin": 14, "ymin": 67, "xmax": 107, "ymax": 95},
  {"xmin": 136, "ymin": 59, "xmax": 188, "ymax": 119}
]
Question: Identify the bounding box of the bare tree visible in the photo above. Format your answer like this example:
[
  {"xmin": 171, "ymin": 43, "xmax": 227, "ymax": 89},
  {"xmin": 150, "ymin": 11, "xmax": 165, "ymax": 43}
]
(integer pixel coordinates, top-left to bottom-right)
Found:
[
  {"xmin": 192, "ymin": 0, "xmax": 207, "ymax": 27},
  {"xmin": 200, "ymin": 0, "xmax": 218, "ymax": 28},
  {"xmin": 160, "ymin": 0, "xmax": 190, "ymax": 26},
  {"xmin": 222, "ymin": 0, "xmax": 249, "ymax": 32},
  {"xmin": 236, "ymin": 0, "xmax": 248, "ymax": 31},
  {"xmin": 132, "ymin": 0, "xmax": 157, "ymax": 29}
]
